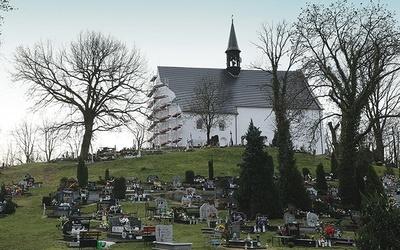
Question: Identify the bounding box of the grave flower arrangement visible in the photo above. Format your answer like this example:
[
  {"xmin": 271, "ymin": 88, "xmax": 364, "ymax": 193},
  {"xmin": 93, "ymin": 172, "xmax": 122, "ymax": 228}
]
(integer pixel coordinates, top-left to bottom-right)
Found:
[
  {"xmin": 326, "ymin": 226, "xmax": 334, "ymax": 238},
  {"xmin": 215, "ymin": 225, "xmax": 230, "ymax": 240},
  {"xmin": 177, "ymin": 212, "xmax": 188, "ymax": 220},
  {"xmin": 165, "ymin": 209, "xmax": 174, "ymax": 218},
  {"xmin": 222, "ymin": 229, "xmax": 231, "ymax": 240},
  {"xmin": 209, "ymin": 211, "xmax": 217, "ymax": 219}
]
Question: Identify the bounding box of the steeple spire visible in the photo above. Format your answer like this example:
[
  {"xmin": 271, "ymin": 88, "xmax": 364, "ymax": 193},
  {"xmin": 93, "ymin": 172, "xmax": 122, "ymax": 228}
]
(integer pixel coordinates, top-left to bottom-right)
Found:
[
  {"xmin": 226, "ymin": 19, "xmax": 241, "ymax": 52},
  {"xmin": 225, "ymin": 18, "xmax": 241, "ymax": 76}
]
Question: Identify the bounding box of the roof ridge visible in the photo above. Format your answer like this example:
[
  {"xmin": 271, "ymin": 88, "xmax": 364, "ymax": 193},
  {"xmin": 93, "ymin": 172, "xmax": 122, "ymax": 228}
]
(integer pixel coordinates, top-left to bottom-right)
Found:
[
  {"xmin": 158, "ymin": 65, "xmax": 297, "ymax": 73},
  {"xmin": 158, "ymin": 66, "xmax": 225, "ymax": 70}
]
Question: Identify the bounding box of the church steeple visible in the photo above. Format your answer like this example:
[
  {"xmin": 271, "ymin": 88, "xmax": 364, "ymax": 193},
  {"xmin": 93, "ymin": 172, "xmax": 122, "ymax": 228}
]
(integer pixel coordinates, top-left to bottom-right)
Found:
[{"xmin": 225, "ymin": 19, "xmax": 241, "ymax": 76}]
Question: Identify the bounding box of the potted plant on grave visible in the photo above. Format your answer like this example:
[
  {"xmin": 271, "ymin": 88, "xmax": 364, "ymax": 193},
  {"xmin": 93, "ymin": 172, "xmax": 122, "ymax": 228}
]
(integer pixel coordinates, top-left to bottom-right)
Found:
[
  {"xmin": 215, "ymin": 225, "xmax": 231, "ymax": 243},
  {"xmin": 222, "ymin": 229, "xmax": 231, "ymax": 241}
]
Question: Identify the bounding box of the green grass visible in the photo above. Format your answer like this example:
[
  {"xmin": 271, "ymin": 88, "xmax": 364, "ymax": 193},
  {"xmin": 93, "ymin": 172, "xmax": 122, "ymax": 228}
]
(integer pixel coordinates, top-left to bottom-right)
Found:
[{"xmin": 0, "ymin": 147, "xmax": 357, "ymax": 250}]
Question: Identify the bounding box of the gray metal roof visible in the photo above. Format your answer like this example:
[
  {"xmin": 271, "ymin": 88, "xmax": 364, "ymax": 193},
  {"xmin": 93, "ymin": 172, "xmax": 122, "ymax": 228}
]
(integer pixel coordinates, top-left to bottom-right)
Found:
[{"xmin": 157, "ymin": 66, "xmax": 322, "ymax": 114}]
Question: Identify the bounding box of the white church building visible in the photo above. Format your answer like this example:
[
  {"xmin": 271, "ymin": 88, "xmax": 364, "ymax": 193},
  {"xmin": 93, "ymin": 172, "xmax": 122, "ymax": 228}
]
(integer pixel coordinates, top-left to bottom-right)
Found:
[{"xmin": 146, "ymin": 21, "xmax": 324, "ymax": 154}]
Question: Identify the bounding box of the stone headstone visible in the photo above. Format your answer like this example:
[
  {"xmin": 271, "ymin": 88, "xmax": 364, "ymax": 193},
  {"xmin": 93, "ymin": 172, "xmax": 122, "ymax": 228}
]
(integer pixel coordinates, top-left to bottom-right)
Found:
[
  {"xmin": 156, "ymin": 225, "xmax": 173, "ymax": 242},
  {"xmin": 230, "ymin": 221, "xmax": 241, "ymax": 239},
  {"xmin": 181, "ymin": 195, "xmax": 191, "ymax": 206},
  {"xmin": 173, "ymin": 176, "xmax": 182, "ymax": 189},
  {"xmin": 200, "ymin": 203, "xmax": 218, "ymax": 221},
  {"xmin": 199, "ymin": 203, "xmax": 209, "ymax": 220},
  {"xmin": 306, "ymin": 212, "xmax": 319, "ymax": 227},
  {"xmin": 284, "ymin": 211, "xmax": 296, "ymax": 224},
  {"xmin": 156, "ymin": 198, "xmax": 168, "ymax": 208}
]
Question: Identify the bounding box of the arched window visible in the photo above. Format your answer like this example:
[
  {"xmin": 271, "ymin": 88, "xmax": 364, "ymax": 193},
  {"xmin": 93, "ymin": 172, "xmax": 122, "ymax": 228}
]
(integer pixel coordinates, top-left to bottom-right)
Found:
[
  {"xmin": 219, "ymin": 122, "xmax": 225, "ymax": 131},
  {"xmin": 196, "ymin": 119, "xmax": 203, "ymax": 129}
]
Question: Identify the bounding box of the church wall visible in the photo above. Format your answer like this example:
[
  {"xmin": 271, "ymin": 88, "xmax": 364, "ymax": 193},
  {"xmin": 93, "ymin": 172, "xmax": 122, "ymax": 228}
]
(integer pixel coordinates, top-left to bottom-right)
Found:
[
  {"xmin": 236, "ymin": 107, "xmax": 324, "ymax": 154},
  {"xmin": 178, "ymin": 114, "xmax": 236, "ymax": 148},
  {"xmin": 148, "ymin": 102, "xmax": 324, "ymax": 154}
]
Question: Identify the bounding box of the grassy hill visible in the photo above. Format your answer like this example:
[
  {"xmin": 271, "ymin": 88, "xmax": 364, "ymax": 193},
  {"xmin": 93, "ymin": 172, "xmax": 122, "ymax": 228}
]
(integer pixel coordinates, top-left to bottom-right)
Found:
[
  {"xmin": 1, "ymin": 147, "xmax": 331, "ymax": 192},
  {"xmin": 0, "ymin": 147, "xmax": 354, "ymax": 250}
]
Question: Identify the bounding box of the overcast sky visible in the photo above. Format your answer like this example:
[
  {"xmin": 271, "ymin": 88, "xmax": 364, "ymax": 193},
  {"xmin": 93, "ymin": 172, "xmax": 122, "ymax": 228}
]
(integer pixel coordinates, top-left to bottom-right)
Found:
[{"xmin": 0, "ymin": 0, "xmax": 399, "ymax": 158}]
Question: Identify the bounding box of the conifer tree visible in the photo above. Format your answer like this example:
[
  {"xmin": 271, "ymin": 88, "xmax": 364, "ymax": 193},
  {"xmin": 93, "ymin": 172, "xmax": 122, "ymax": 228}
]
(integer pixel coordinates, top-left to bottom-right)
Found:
[
  {"xmin": 316, "ymin": 163, "xmax": 328, "ymax": 192},
  {"xmin": 277, "ymin": 125, "xmax": 311, "ymax": 210},
  {"xmin": 236, "ymin": 120, "xmax": 282, "ymax": 219},
  {"xmin": 357, "ymin": 194, "xmax": 400, "ymax": 249},
  {"xmin": 105, "ymin": 168, "xmax": 110, "ymax": 182},
  {"xmin": 113, "ymin": 177, "xmax": 126, "ymax": 200},
  {"xmin": 208, "ymin": 159, "xmax": 214, "ymax": 180},
  {"xmin": 363, "ymin": 165, "xmax": 385, "ymax": 198}
]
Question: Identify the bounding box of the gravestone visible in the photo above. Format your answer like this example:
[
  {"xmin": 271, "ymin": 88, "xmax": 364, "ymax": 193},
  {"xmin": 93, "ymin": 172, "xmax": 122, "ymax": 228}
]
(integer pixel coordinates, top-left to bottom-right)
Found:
[
  {"xmin": 63, "ymin": 219, "xmax": 85, "ymax": 236},
  {"xmin": 231, "ymin": 211, "xmax": 246, "ymax": 224},
  {"xmin": 87, "ymin": 191, "xmax": 100, "ymax": 202},
  {"xmin": 156, "ymin": 225, "xmax": 173, "ymax": 242},
  {"xmin": 199, "ymin": 203, "xmax": 217, "ymax": 221},
  {"xmin": 181, "ymin": 195, "xmax": 191, "ymax": 206},
  {"xmin": 172, "ymin": 176, "xmax": 182, "ymax": 189},
  {"xmin": 60, "ymin": 190, "xmax": 74, "ymax": 203},
  {"xmin": 283, "ymin": 211, "xmax": 296, "ymax": 224},
  {"xmin": 255, "ymin": 213, "xmax": 269, "ymax": 232},
  {"xmin": 206, "ymin": 180, "xmax": 214, "ymax": 189},
  {"xmin": 108, "ymin": 216, "xmax": 141, "ymax": 239},
  {"xmin": 230, "ymin": 221, "xmax": 241, "ymax": 239},
  {"xmin": 306, "ymin": 212, "xmax": 319, "ymax": 227},
  {"xmin": 156, "ymin": 198, "xmax": 168, "ymax": 208},
  {"xmin": 206, "ymin": 205, "xmax": 218, "ymax": 227},
  {"xmin": 155, "ymin": 197, "xmax": 170, "ymax": 216}
]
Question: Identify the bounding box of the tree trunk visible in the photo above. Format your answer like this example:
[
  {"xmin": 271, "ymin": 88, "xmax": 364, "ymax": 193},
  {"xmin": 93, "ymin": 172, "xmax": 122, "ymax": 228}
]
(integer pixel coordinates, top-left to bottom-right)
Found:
[
  {"xmin": 80, "ymin": 115, "xmax": 94, "ymax": 159},
  {"xmin": 372, "ymin": 125, "xmax": 384, "ymax": 165},
  {"xmin": 328, "ymin": 122, "xmax": 340, "ymax": 154},
  {"xmin": 328, "ymin": 122, "xmax": 340, "ymax": 177},
  {"xmin": 206, "ymin": 126, "xmax": 211, "ymax": 146},
  {"xmin": 338, "ymin": 112, "xmax": 361, "ymax": 209}
]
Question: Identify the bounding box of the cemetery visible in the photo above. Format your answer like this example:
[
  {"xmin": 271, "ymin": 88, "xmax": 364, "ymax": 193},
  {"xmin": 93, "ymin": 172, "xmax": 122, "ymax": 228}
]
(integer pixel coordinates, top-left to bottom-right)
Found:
[
  {"xmin": 1, "ymin": 146, "xmax": 398, "ymax": 250},
  {"xmin": 0, "ymin": 168, "xmax": 360, "ymax": 250},
  {"xmin": 37, "ymin": 170, "xmax": 361, "ymax": 249}
]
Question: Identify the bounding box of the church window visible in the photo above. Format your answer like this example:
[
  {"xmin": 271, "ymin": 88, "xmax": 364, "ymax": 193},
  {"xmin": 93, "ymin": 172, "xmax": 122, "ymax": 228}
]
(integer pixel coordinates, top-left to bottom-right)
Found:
[
  {"xmin": 219, "ymin": 122, "xmax": 225, "ymax": 131},
  {"xmin": 196, "ymin": 119, "xmax": 203, "ymax": 129}
]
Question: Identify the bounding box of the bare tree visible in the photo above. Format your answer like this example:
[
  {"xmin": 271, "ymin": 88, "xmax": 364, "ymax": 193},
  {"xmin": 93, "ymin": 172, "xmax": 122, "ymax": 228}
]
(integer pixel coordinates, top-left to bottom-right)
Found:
[
  {"xmin": 188, "ymin": 75, "xmax": 231, "ymax": 145},
  {"xmin": 252, "ymin": 20, "xmax": 311, "ymax": 210},
  {"xmin": 12, "ymin": 120, "xmax": 37, "ymax": 164},
  {"xmin": 128, "ymin": 121, "xmax": 147, "ymax": 151},
  {"xmin": 64, "ymin": 127, "xmax": 83, "ymax": 160},
  {"xmin": 2, "ymin": 141, "xmax": 16, "ymax": 166},
  {"xmin": 39, "ymin": 119, "xmax": 62, "ymax": 162},
  {"xmin": 364, "ymin": 72, "xmax": 400, "ymax": 164},
  {"xmin": 12, "ymin": 31, "xmax": 148, "ymax": 159},
  {"xmin": 296, "ymin": 0, "xmax": 400, "ymax": 208}
]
